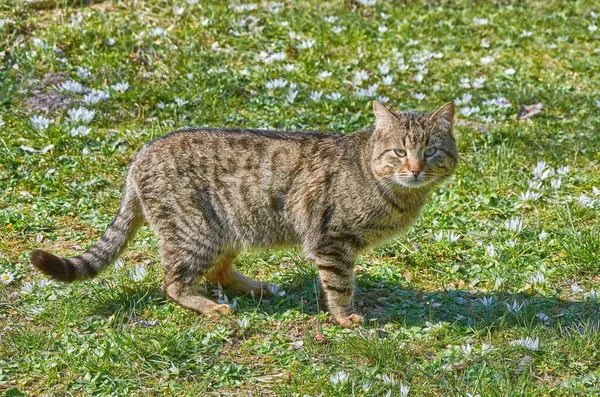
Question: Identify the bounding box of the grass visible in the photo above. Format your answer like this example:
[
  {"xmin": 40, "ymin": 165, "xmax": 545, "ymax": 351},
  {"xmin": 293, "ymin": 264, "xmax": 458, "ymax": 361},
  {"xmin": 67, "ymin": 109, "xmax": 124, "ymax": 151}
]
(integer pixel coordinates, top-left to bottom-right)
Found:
[{"xmin": 1, "ymin": 0, "xmax": 600, "ymax": 395}]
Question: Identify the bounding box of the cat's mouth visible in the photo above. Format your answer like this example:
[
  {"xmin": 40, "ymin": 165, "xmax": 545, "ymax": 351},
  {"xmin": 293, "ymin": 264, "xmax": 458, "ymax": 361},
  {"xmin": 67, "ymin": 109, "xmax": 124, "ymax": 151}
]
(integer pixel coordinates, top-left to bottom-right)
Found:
[{"xmin": 393, "ymin": 175, "xmax": 431, "ymax": 188}]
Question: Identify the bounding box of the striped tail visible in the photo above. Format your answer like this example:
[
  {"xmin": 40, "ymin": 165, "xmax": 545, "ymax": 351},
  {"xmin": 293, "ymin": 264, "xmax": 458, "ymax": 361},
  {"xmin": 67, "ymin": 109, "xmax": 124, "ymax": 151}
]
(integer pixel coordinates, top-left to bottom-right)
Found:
[{"xmin": 31, "ymin": 183, "xmax": 143, "ymax": 282}]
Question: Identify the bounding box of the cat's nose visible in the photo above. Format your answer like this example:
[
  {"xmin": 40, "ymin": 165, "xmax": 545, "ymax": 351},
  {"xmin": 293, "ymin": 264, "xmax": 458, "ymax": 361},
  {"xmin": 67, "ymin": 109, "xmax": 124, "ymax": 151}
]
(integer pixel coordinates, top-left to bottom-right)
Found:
[{"xmin": 411, "ymin": 169, "xmax": 420, "ymax": 177}]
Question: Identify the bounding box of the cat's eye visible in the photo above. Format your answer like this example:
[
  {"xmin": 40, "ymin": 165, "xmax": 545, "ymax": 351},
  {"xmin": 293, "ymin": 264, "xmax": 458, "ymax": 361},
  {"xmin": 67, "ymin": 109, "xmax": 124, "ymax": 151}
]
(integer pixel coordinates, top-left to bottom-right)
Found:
[
  {"xmin": 424, "ymin": 148, "xmax": 437, "ymax": 157},
  {"xmin": 394, "ymin": 148, "xmax": 407, "ymax": 157}
]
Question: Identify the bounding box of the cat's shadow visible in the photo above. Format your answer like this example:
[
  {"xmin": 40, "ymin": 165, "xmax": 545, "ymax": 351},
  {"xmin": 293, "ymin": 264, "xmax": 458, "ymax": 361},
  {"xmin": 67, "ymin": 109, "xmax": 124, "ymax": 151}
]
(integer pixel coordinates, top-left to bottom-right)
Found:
[{"xmin": 87, "ymin": 272, "xmax": 599, "ymax": 330}]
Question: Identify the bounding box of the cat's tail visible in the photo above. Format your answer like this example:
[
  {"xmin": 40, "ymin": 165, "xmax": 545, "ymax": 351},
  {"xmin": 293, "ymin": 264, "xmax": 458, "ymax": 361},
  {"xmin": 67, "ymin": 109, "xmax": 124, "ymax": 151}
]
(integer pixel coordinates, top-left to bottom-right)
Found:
[{"xmin": 31, "ymin": 180, "xmax": 144, "ymax": 282}]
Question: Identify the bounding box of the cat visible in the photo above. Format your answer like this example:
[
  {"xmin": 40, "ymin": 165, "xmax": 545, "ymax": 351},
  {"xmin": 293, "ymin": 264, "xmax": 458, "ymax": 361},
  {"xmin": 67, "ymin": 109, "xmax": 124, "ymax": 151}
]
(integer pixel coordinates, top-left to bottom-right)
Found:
[{"xmin": 31, "ymin": 101, "xmax": 457, "ymax": 328}]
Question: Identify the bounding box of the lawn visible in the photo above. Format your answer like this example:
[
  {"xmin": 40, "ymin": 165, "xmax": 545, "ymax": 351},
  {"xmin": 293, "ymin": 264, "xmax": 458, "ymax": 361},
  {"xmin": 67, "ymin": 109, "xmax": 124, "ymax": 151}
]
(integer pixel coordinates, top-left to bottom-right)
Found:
[{"xmin": 1, "ymin": 0, "xmax": 600, "ymax": 395}]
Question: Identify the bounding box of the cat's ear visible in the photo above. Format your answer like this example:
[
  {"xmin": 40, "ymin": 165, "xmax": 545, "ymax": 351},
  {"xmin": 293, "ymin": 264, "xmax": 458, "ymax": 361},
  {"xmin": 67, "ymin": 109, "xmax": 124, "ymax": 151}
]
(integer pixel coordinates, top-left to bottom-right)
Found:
[
  {"xmin": 373, "ymin": 101, "xmax": 398, "ymax": 130},
  {"xmin": 429, "ymin": 102, "xmax": 455, "ymax": 129}
]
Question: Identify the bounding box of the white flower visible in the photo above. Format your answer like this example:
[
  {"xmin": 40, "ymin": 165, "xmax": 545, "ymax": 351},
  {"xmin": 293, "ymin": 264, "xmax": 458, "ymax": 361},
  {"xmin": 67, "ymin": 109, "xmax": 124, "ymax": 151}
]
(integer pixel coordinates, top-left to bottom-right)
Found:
[
  {"xmin": 506, "ymin": 239, "xmax": 517, "ymax": 248},
  {"xmin": 353, "ymin": 70, "xmax": 369, "ymax": 86},
  {"xmin": 32, "ymin": 37, "xmax": 48, "ymax": 49},
  {"xmin": 578, "ymin": 194, "xmax": 596, "ymax": 208},
  {"xmin": 268, "ymin": 283, "xmax": 286, "ymax": 296},
  {"xmin": 283, "ymin": 63, "xmax": 295, "ymax": 72},
  {"xmin": 481, "ymin": 343, "xmax": 494, "ymax": 354},
  {"xmin": 318, "ymin": 70, "xmax": 332, "ymax": 79},
  {"xmin": 29, "ymin": 115, "xmax": 53, "ymax": 131},
  {"xmin": 82, "ymin": 89, "xmax": 109, "ymax": 106},
  {"xmin": 326, "ymin": 92, "xmax": 342, "ymax": 101},
  {"xmin": 504, "ymin": 68, "xmax": 516, "ymax": 76},
  {"xmin": 518, "ymin": 190, "xmax": 542, "ymax": 202},
  {"xmin": 30, "ymin": 307, "xmax": 45, "ymax": 315},
  {"xmin": 424, "ymin": 321, "xmax": 444, "ymax": 332},
  {"xmin": 556, "ymin": 166, "xmax": 570, "ymax": 175},
  {"xmin": 504, "ymin": 216, "xmax": 523, "ymax": 233},
  {"xmin": 377, "ymin": 96, "xmax": 389, "ymax": 104},
  {"xmin": 478, "ymin": 296, "xmax": 495, "ymax": 307},
  {"xmin": 480, "ymin": 38, "xmax": 490, "ymax": 48},
  {"xmin": 459, "ymin": 77, "xmax": 471, "ymax": 89},
  {"xmin": 446, "ymin": 231, "xmax": 460, "ymax": 242},
  {"xmin": 70, "ymin": 126, "xmax": 91, "ymax": 137},
  {"xmin": 248, "ymin": 52, "xmax": 271, "ymax": 63},
  {"xmin": 332, "ymin": 26, "xmax": 345, "ymax": 34},
  {"xmin": 238, "ymin": 316, "xmax": 250, "ymax": 330},
  {"xmin": 461, "ymin": 343, "xmax": 473, "ymax": 355},
  {"xmin": 484, "ymin": 96, "xmax": 511, "ymax": 108},
  {"xmin": 378, "ymin": 25, "xmax": 388, "ymax": 33},
  {"xmin": 514, "ymin": 336, "xmax": 539, "ymax": 351},
  {"xmin": 172, "ymin": 6, "xmax": 184, "ymax": 15},
  {"xmin": 593, "ymin": 187, "xmax": 600, "ymax": 196},
  {"xmin": 433, "ymin": 232, "xmax": 444, "ymax": 242},
  {"xmin": 529, "ymin": 271, "xmax": 545, "ymax": 285},
  {"xmin": 460, "ymin": 106, "xmax": 480, "ymax": 117},
  {"xmin": 494, "ymin": 277, "xmax": 504, "ymax": 289},
  {"xmin": 357, "ymin": 0, "xmax": 376, "ymax": 5},
  {"xmin": 591, "ymin": 11, "xmax": 599, "ymax": 19},
  {"xmin": 382, "ymin": 75, "xmax": 393, "ymax": 85},
  {"xmin": 539, "ymin": 231, "xmax": 548, "ymax": 241},
  {"xmin": 21, "ymin": 282, "xmax": 35, "ymax": 294},
  {"xmin": 0, "ymin": 115, "xmax": 3, "ymax": 127},
  {"xmin": 174, "ymin": 97, "xmax": 188, "ymax": 107},
  {"xmin": 286, "ymin": 87, "xmax": 298, "ymax": 104},
  {"xmin": 131, "ymin": 264, "xmax": 148, "ymax": 282},
  {"xmin": 330, "ymin": 370, "xmax": 349, "ymax": 385},
  {"xmin": 382, "ymin": 374, "xmax": 396, "ymax": 386},
  {"xmin": 323, "ymin": 16, "xmax": 338, "ymax": 23},
  {"xmin": 473, "ymin": 77, "xmax": 486, "ymax": 89},
  {"xmin": 68, "ymin": 107, "xmax": 96, "ymax": 124},
  {"xmin": 400, "ymin": 383, "xmax": 410, "ymax": 397},
  {"xmin": 186, "ymin": 0, "xmax": 198, "ymax": 4},
  {"xmin": 265, "ymin": 78, "xmax": 288, "ymax": 89},
  {"xmin": 589, "ymin": 24, "xmax": 598, "ymax": 33},
  {"xmin": 521, "ymin": 30, "xmax": 533, "ymax": 37},
  {"xmin": 589, "ymin": 289, "xmax": 598, "ymax": 300},
  {"xmin": 1, "ymin": 272, "xmax": 14, "ymax": 284},
  {"xmin": 310, "ymin": 91, "xmax": 323, "ymax": 102},
  {"xmin": 114, "ymin": 258, "xmax": 125, "ymax": 270},
  {"xmin": 149, "ymin": 27, "xmax": 167, "ymax": 37},
  {"xmin": 111, "ymin": 82, "xmax": 130, "ymax": 93},
  {"xmin": 551, "ymin": 178, "xmax": 561, "ymax": 189},
  {"xmin": 58, "ymin": 80, "xmax": 86, "ymax": 94},
  {"xmin": 506, "ymin": 300, "xmax": 524, "ymax": 313},
  {"xmin": 107, "ymin": 38, "xmax": 116, "ymax": 46},
  {"xmin": 378, "ymin": 61, "xmax": 390, "ymax": 75},
  {"xmin": 473, "ymin": 17, "xmax": 488, "ymax": 25},
  {"xmin": 528, "ymin": 180, "xmax": 542, "ymax": 190},
  {"xmin": 76, "ymin": 66, "xmax": 91, "ymax": 80},
  {"xmin": 454, "ymin": 93, "xmax": 472, "ymax": 106},
  {"xmin": 413, "ymin": 92, "xmax": 426, "ymax": 101},
  {"xmin": 480, "ymin": 55, "xmax": 494, "ymax": 65},
  {"xmin": 571, "ymin": 283, "xmax": 583, "ymax": 293},
  {"xmin": 486, "ymin": 244, "xmax": 496, "ymax": 258},
  {"xmin": 413, "ymin": 73, "xmax": 424, "ymax": 83},
  {"xmin": 211, "ymin": 42, "xmax": 219, "ymax": 51},
  {"xmin": 298, "ymin": 39, "xmax": 315, "ymax": 49}
]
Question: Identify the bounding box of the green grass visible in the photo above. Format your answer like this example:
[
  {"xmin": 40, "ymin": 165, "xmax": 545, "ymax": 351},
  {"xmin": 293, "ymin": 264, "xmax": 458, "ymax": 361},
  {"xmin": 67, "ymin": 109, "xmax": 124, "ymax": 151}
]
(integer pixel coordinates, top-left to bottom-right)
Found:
[{"xmin": 1, "ymin": 0, "xmax": 600, "ymax": 395}]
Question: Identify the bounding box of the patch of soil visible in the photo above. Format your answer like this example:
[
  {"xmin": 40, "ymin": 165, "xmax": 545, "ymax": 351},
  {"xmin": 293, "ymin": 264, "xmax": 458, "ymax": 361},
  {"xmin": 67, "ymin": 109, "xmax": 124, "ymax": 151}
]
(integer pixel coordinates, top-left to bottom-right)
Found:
[{"xmin": 22, "ymin": 91, "xmax": 71, "ymax": 113}]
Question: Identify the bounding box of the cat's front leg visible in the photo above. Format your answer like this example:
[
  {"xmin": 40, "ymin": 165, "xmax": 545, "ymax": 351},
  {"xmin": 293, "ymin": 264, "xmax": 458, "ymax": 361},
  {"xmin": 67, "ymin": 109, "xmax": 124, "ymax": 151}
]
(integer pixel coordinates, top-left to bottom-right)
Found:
[{"xmin": 312, "ymin": 248, "xmax": 362, "ymax": 328}]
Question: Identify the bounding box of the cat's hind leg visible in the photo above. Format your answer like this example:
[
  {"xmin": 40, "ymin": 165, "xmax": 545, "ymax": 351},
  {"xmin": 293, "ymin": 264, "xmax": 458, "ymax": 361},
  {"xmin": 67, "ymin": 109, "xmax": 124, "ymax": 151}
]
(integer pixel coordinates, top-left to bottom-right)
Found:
[
  {"xmin": 161, "ymin": 243, "xmax": 232, "ymax": 316},
  {"xmin": 206, "ymin": 254, "xmax": 272, "ymax": 297}
]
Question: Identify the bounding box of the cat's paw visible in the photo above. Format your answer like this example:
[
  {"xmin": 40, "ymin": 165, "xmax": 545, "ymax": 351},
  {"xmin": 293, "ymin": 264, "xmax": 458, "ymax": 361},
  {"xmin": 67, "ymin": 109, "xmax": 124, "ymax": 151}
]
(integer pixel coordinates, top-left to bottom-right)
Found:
[
  {"xmin": 207, "ymin": 303, "xmax": 234, "ymax": 317},
  {"xmin": 336, "ymin": 313, "xmax": 363, "ymax": 328}
]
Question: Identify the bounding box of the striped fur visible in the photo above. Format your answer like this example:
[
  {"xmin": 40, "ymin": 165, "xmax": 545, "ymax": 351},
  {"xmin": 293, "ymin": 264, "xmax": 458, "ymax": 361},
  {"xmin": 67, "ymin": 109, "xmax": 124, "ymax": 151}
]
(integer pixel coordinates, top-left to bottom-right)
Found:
[{"xmin": 30, "ymin": 101, "xmax": 457, "ymax": 328}]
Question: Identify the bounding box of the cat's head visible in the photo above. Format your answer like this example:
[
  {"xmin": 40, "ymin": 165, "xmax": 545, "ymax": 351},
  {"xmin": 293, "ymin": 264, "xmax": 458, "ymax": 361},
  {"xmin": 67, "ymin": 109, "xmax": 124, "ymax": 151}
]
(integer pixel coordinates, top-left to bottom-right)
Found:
[{"xmin": 369, "ymin": 101, "xmax": 458, "ymax": 189}]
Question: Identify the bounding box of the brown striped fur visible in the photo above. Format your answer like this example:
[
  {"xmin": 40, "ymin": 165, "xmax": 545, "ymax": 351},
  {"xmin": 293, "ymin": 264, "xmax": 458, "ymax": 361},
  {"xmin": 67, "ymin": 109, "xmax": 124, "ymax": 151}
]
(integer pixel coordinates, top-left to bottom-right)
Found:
[{"xmin": 31, "ymin": 101, "xmax": 457, "ymax": 328}]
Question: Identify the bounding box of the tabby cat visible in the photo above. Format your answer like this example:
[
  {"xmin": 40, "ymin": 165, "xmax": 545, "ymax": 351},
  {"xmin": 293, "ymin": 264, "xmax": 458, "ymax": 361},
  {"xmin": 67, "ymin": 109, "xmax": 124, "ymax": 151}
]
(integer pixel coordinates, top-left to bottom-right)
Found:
[{"xmin": 31, "ymin": 101, "xmax": 457, "ymax": 328}]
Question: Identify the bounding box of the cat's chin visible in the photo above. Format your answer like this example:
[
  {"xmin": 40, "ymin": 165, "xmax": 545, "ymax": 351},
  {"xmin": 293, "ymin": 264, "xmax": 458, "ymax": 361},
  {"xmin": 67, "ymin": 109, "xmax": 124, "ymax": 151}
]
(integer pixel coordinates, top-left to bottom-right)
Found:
[{"xmin": 395, "ymin": 178, "xmax": 431, "ymax": 188}]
